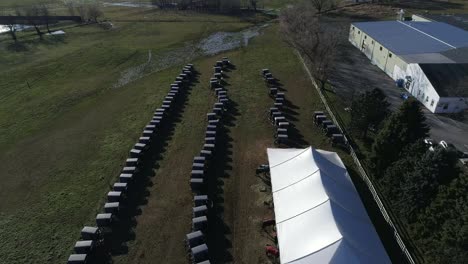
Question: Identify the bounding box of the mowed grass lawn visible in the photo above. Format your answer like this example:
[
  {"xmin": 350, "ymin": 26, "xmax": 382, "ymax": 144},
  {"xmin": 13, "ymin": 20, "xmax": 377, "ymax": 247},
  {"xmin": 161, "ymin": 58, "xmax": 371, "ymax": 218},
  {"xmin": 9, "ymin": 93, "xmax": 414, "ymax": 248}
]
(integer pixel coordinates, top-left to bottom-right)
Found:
[{"xmin": 0, "ymin": 7, "xmax": 257, "ymax": 263}]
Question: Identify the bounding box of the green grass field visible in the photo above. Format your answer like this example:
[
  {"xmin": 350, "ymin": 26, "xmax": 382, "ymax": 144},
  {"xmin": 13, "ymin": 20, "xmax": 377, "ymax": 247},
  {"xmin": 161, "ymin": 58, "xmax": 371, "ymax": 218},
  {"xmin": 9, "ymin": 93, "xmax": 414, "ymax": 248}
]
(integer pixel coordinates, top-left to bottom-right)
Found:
[
  {"xmin": 3, "ymin": 0, "xmax": 465, "ymax": 262},
  {"xmin": 0, "ymin": 6, "xmax": 263, "ymax": 262},
  {"xmin": 0, "ymin": 3, "xmax": 349, "ymax": 262}
]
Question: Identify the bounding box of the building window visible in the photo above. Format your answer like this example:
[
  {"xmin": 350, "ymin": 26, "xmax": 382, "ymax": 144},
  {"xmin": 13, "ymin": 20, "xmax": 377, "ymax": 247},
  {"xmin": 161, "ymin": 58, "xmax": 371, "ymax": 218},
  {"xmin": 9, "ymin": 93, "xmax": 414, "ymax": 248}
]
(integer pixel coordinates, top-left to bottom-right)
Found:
[
  {"xmin": 358, "ymin": 31, "xmax": 360, "ymax": 34},
  {"xmin": 372, "ymin": 40, "xmax": 374, "ymax": 44},
  {"xmin": 380, "ymin": 46, "xmax": 383, "ymax": 51},
  {"xmin": 425, "ymin": 96, "xmax": 429, "ymax": 102},
  {"xmin": 352, "ymin": 26, "xmax": 355, "ymax": 30},
  {"xmin": 430, "ymin": 99, "xmax": 434, "ymax": 106},
  {"xmin": 364, "ymin": 36, "xmax": 367, "ymax": 39},
  {"xmin": 443, "ymin": 103, "xmax": 449, "ymax": 110},
  {"xmin": 417, "ymin": 90, "xmax": 421, "ymax": 96},
  {"xmin": 389, "ymin": 53, "xmax": 393, "ymax": 58}
]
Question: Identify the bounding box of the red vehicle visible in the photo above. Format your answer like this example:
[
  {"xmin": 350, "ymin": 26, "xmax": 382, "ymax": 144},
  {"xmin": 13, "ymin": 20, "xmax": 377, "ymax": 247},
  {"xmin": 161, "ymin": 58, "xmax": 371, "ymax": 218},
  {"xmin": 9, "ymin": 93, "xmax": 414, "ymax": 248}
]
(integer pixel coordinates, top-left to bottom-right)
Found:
[{"xmin": 265, "ymin": 244, "xmax": 279, "ymax": 258}]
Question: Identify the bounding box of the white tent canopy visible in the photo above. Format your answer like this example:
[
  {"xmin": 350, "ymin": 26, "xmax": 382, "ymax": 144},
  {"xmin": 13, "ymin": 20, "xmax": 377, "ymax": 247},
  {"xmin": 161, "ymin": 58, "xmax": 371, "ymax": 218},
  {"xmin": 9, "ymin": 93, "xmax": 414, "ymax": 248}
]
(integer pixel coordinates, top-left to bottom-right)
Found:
[{"xmin": 267, "ymin": 147, "xmax": 391, "ymax": 264}]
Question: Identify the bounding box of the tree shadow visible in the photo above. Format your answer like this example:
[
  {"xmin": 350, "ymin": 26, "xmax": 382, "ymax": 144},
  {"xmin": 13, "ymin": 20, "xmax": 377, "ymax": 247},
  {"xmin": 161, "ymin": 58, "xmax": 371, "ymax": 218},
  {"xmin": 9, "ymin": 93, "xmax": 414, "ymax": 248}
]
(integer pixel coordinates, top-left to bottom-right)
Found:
[
  {"xmin": 346, "ymin": 166, "xmax": 412, "ymax": 264},
  {"xmin": 6, "ymin": 42, "xmax": 28, "ymax": 52},
  {"xmin": 44, "ymin": 34, "xmax": 67, "ymax": 45}
]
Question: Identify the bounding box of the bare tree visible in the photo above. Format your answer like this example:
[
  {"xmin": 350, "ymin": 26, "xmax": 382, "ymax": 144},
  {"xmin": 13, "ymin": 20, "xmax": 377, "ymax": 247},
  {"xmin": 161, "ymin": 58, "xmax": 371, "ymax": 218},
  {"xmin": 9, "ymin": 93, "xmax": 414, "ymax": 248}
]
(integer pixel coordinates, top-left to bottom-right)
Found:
[
  {"xmin": 39, "ymin": 4, "xmax": 52, "ymax": 33},
  {"xmin": 75, "ymin": 3, "xmax": 87, "ymax": 22},
  {"xmin": 23, "ymin": 5, "xmax": 44, "ymax": 39},
  {"xmin": 280, "ymin": 3, "xmax": 341, "ymax": 89},
  {"xmin": 308, "ymin": 0, "xmax": 342, "ymax": 13},
  {"xmin": 5, "ymin": 6, "xmax": 24, "ymax": 44},
  {"xmin": 309, "ymin": 0, "xmax": 328, "ymax": 13},
  {"xmin": 250, "ymin": 0, "xmax": 258, "ymax": 11},
  {"xmin": 5, "ymin": 17, "xmax": 18, "ymax": 44},
  {"xmin": 64, "ymin": 1, "xmax": 76, "ymax": 16},
  {"xmin": 87, "ymin": 3, "xmax": 103, "ymax": 22}
]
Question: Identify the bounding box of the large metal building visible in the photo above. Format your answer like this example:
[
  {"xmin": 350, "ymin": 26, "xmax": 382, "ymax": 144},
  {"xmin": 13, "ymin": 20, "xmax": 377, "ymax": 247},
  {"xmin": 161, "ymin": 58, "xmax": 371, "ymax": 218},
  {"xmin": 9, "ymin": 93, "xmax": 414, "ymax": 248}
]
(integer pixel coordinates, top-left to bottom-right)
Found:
[{"xmin": 349, "ymin": 20, "xmax": 468, "ymax": 113}]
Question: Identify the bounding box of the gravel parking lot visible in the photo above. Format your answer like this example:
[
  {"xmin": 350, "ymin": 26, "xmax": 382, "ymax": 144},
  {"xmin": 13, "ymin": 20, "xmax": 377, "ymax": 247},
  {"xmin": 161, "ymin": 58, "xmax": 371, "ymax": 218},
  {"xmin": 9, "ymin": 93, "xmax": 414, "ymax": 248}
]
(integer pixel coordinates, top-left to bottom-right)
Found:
[{"xmin": 329, "ymin": 19, "xmax": 468, "ymax": 152}]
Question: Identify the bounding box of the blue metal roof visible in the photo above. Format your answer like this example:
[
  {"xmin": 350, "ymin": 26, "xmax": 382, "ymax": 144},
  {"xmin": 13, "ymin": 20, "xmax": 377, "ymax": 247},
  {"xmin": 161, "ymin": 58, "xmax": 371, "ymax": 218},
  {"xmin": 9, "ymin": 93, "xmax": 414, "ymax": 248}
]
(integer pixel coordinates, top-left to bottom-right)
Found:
[{"xmin": 352, "ymin": 21, "xmax": 468, "ymax": 55}]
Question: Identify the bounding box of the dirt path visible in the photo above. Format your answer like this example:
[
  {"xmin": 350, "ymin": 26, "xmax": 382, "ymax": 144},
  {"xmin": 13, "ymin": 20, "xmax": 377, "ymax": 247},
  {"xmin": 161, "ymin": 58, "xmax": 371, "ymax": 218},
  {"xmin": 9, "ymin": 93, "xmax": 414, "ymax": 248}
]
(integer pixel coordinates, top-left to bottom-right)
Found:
[{"xmin": 220, "ymin": 56, "xmax": 274, "ymax": 264}]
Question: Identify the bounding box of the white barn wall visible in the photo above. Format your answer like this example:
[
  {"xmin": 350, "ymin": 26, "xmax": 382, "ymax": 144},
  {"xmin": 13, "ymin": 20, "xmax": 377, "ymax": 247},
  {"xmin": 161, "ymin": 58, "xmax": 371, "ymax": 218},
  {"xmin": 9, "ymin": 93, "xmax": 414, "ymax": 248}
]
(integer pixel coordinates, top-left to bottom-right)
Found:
[
  {"xmin": 411, "ymin": 14, "xmax": 432, "ymax": 22},
  {"xmin": 398, "ymin": 63, "xmax": 439, "ymax": 113},
  {"xmin": 349, "ymin": 24, "xmax": 362, "ymax": 49},
  {"xmin": 392, "ymin": 55, "xmax": 408, "ymax": 76},
  {"xmin": 394, "ymin": 64, "xmax": 468, "ymax": 113},
  {"xmin": 350, "ymin": 24, "xmax": 406, "ymax": 78}
]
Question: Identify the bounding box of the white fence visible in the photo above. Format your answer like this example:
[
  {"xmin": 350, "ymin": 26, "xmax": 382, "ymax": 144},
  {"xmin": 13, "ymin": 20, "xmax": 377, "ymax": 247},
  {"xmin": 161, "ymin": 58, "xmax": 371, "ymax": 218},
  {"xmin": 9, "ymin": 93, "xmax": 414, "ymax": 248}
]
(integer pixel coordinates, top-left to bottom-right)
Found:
[{"xmin": 297, "ymin": 52, "xmax": 417, "ymax": 264}]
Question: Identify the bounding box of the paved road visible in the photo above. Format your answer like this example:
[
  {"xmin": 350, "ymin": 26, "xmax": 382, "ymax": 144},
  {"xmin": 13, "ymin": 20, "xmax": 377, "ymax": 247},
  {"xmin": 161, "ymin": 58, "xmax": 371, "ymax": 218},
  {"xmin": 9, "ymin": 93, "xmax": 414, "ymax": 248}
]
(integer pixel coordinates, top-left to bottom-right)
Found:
[{"xmin": 329, "ymin": 28, "xmax": 468, "ymax": 152}]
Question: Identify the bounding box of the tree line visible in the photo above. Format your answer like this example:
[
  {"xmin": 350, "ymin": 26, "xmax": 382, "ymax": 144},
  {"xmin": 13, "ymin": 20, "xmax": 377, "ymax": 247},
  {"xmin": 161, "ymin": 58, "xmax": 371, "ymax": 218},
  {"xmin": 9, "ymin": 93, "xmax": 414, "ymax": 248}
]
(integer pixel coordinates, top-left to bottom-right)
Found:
[
  {"xmin": 364, "ymin": 96, "xmax": 467, "ymax": 262},
  {"xmin": 150, "ymin": 0, "xmax": 259, "ymax": 12},
  {"xmin": 5, "ymin": 1, "xmax": 103, "ymax": 44},
  {"xmin": 279, "ymin": 2, "xmax": 342, "ymax": 90},
  {"xmin": 279, "ymin": 1, "xmax": 468, "ymax": 262},
  {"xmin": 345, "ymin": 89, "xmax": 468, "ymax": 262}
]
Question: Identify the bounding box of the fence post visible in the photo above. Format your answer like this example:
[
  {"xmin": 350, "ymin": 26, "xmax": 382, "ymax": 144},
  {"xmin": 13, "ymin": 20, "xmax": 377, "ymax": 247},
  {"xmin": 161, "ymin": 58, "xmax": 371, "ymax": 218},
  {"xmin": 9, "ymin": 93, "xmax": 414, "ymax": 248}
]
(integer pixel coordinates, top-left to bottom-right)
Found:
[{"xmin": 296, "ymin": 51, "xmax": 416, "ymax": 264}]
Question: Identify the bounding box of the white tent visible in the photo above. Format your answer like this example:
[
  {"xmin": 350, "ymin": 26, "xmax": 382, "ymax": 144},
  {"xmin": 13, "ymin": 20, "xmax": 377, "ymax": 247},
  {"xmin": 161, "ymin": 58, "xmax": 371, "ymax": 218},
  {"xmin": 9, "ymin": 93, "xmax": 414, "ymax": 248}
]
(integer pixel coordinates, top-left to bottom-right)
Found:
[{"xmin": 267, "ymin": 147, "xmax": 391, "ymax": 264}]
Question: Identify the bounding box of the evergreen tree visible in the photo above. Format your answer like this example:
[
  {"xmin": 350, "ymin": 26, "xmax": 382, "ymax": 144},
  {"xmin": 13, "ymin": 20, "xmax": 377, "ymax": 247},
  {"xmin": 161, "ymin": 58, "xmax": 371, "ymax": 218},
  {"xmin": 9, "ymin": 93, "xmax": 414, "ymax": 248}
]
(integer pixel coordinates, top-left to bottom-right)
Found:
[
  {"xmin": 370, "ymin": 98, "xmax": 429, "ymax": 174},
  {"xmin": 350, "ymin": 88, "xmax": 390, "ymax": 138},
  {"xmin": 380, "ymin": 142, "xmax": 426, "ymax": 201},
  {"xmin": 411, "ymin": 171, "xmax": 468, "ymax": 263},
  {"xmin": 383, "ymin": 146, "xmax": 460, "ymax": 221}
]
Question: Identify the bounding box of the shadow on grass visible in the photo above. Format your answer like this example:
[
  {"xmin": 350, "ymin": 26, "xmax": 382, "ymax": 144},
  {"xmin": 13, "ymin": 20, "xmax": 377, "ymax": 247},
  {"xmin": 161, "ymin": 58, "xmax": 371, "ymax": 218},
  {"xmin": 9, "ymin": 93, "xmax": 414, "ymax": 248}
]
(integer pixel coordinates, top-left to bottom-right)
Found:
[
  {"xmin": 204, "ymin": 67, "xmax": 240, "ymax": 263},
  {"xmin": 6, "ymin": 42, "xmax": 28, "ymax": 52},
  {"xmin": 87, "ymin": 71, "xmax": 200, "ymax": 264},
  {"xmin": 4, "ymin": 33, "xmax": 67, "ymax": 52},
  {"xmin": 347, "ymin": 166, "xmax": 411, "ymax": 264},
  {"xmin": 270, "ymin": 78, "xmax": 308, "ymax": 148}
]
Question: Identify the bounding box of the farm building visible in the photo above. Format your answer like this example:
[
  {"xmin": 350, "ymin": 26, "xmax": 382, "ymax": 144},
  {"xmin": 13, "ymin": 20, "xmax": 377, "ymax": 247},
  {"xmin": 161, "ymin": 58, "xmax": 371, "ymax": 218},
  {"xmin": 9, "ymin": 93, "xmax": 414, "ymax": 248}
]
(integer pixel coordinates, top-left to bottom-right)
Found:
[{"xmin": 349, "ymin": 20, "xmax": 468, "ymax": 113}]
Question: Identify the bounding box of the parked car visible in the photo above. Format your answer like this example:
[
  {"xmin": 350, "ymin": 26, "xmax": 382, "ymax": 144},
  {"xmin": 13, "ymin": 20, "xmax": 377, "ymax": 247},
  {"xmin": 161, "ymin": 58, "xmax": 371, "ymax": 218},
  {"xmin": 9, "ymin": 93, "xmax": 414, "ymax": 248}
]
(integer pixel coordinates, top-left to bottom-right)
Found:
[
  {"xmin": 459, "ymin": 152, "xmax": 468, "ymax": 167},
  {"xmin": 424, "ymin": 138, "xmax": 435, "ymax": 151},
  {"xmin": 429, "ymin": 140, "xmax": 468, "ymax": 166}
]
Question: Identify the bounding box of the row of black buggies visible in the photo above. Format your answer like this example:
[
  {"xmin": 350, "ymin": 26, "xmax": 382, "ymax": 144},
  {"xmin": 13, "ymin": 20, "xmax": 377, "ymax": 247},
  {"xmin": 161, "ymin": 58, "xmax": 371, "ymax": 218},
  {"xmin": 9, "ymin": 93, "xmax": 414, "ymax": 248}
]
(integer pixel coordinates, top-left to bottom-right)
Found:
[
  {"xmin": 262, "ymin": 69, "xmax": 289, "ymax": 146},
  {"xmin": 67, "ymin": 64, "xmax": 196, "ymax": 264},
  {"xmin": 185, "ymin": 57, "xmax": 231, "ymax": 264},
  {"xmin": 313, "ymin": 111, "xmax": 347, "ymax": 146}
]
